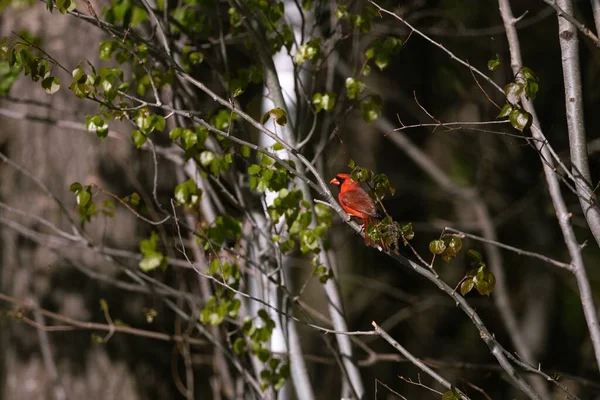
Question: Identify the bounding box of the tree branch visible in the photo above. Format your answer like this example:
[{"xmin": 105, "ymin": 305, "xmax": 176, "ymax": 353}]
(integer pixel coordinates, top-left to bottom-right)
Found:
[
  {"xmin": 542, "ymin": 0, "xmax": 600, "ymax": 47},
  {"xmin": 498, "ymin": 0, "xmax": 600, "ymax": 372},
  {"xmin": 554, "ymin": 0, "xmax": 600, "ymax": 246},
  {"xmin": 372, "ymin": 321, "xmax": 470, "ymax": 400}
]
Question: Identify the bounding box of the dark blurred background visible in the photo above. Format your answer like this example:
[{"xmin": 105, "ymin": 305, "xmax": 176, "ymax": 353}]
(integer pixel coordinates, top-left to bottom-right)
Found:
[{"xmin": 1, "ymin": 0, "xmax": 600, "ymax": 399}]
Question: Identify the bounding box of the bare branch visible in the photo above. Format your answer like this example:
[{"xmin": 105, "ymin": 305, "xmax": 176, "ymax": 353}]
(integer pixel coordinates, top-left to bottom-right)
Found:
[
  {"xmin": 372, "ymin": 321, "xmax": 470, "ymax": 400},
  {"xmin": 0, "ymin": 292, "xmax": 209, "ymax": 346},
  {"xmin": 445, "ymin": 227, "xmax": 573, "ymax": 271},
  {"xmin": 542, "ymin": 0, "xmax": 600, "ymax": 47},
  {"xmin": 554, "ymin": 0, "xmax": 600, "ymax": 246},
  {"xmin": 498, "ymin": 0, "xmax": 600, "ymax": 371},
  {"xmin": 368, "ymin": 0, "xmax": 504, "ymax": 94}
]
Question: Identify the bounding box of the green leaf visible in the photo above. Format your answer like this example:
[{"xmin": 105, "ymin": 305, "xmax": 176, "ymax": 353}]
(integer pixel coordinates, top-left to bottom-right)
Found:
[
  {"xmin": 261, "ymin": 107, "xmax": 287, "ymax": 126},
  {"xmin": 361, "ymin": 96, "xmax": 382, "ymax": 123},
  {"xmin": 208, "ymin": 259, "xmax": 220, "ymax": 276},
  {"xmin": 362, "ymin": 64, "xmax": 371, "ymax": 76},
  {"xmin": 345, "ymin": 77, "xmax": 365, "ymax": 100},
  {"xmin": 525, "ymin": 80, "xmax": 539, "ymax": 100},
  {"xmin": 55, "ymin": 0, "xmax": 76, "ymax": 13},
  {"xmin": 522, "ymin": 67, "xmax": 535, "ymax": 81},
  {"xmin": 497, "ymin": 103, "xmax": 513, "ymax": 118},
  {"xmin": 399, "ymin": 223, "xmax": 414, "ymax": 241},
  {"xmin": 258, "ymin": 309, "xmax": 269, "ymax": 321},
  {"xmin": 474, "ymin": 269, "xmax": 496, "ymax": 296},
  {"xmin": 487, "ymin": 53, "xmax": 501, "ymax": 71},
  {"xmin": 228, "ymin": 298, "xmax": 241, "ymax": 318},
  {"xmin": 382, "ymin": 37, "xmax": 402, "ymax": 52},
  {"xmin": 241, "ymin": 145, "xmax": 251, "ymax": 158},
  {"xmin": 69, "ymin": 66, "xmax": 93, "ymax": 98},
  {"xmin": 140, "ymin": 231, "xmax": 159, "ymax": 254},
  {"xmin": 76, "ymin": 189, "xmax": 91, "ymax": 207},
  {"xmin": 188, "ymin": 51, "xmax": 203, "ymax": 65},
  {"xmin": 181, "ymin": 128, "xmax": 197, "ymax": 149},
  {"xmin": 72, "ymin": 66, "xmax": 85, "ymax": 81},
  {"xmin": 139, "ymin": 232, "xmax": 166, "ymax": 272},
  {"xmin": 467, "ymin": 249, "xmax": 483, "ymax": 262},
  {"xmin": 504, "ymin": 82, "xmax": 524, "ymax": 104},
  {"xmin": 441, "ymin": 390, "xmax": 461, "ymax": 400},
  {"xmin": 86, "ymin": 115, "xmax": 109, "ymax": 139},
  {"xmin": 440, "ymin": 237, "xmax": 462, "ymax": 263},
  {"xmin": 272, "ymin": 143, "xmax": 284, "ymax": 151},
  {"xmin": 213, "ymin": 109, "xmax": 234, "ymax": 131},
  {"xmin": 242, "ymin": 317, "xmax": 254, "ymax": 336},
  {"xmin": 99, "ymin": 298, "xmax": 109, "ymax": 312},
  {"xmin": 374, "ymin": 52, "xmax": 389, "ymax": 70},
  {"xmin": 281, "ymin": 24, "xmax": 294, "ymax": 50},
  {"xmin": 0, "ymin": 61, "xmax": 21, "ymax": 95},
  {"xmin": 509, "ymin": 108, "xmax": 531, "ymax": 132},
  {"xmin": 69, "ymin": 182, "xmax": 83, "ymax": 192},
  {"xmin": 41, "ymin": 76, "xmax": 60, "ymax": 94},
  {"xmin": 335, "ymin": 5, "xmax": 347, "ymax": 19},
  {"xmin": 149, "ymin": 115, "xmax": 165, "ymax": 132},
  {"xmin": 366, "ymin": 37, "xmax": 402, "ymax": 71},
  {"xmin": 131, "ymin": 130, "xmax": 147, "ymax": 148},
  {"xmin": 460, "ymin": 278, "xmax": 475, "ymax": 296},
  {"xmin": 233, "ymin": 338, "xmax": 246, "ymax": 355},
  {"xmin": 91, "ymin": 333, "xmax": 104, "ymax": 344},
  {"xmin": 312, "ymin": 92, "xmax": 337, "ymax": 113},
  {"xmin": 169, "ymin": 127, "xmax": 182, "ymax": 141},
  {"xmin": 522, "ymin": 67, "xmax": 539, "ymax": 100},
  {"xmin": 128, "ymin": 192, "xmax": 140, "ymax": 206},
  {"xmin": 143, "ymin": 308, "xmax": 157, "ymax": 323},
  {"xmin": 248, "ymin": 164, "xmax": 261, "ymax": 175},
  {"xmin": 174, "ymin": 179, "xmax": 202, "ymax": 206},
  {"xmin": 293, "ymin": 39, "xmax": 321, "ymax": 65},
  {"xmin": 429, "ymin": 239, "xmax": 446, "ymax": 255},
  {"xmin": 258, "ymin": 349, "xmax": 271, "ymax": 363},
  {"xmin": 199, "ymin": 151, "xmax": 215, "ymax": 167},
  {"xmin": 98, "ymin": 41, "xmax": 114, "ymax": 61}
]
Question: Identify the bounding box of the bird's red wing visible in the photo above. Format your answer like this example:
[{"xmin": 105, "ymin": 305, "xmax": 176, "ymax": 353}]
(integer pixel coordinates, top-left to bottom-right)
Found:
[{"xmin": 340, "ymin": 189, "xmax": 378, "ymax": 218}]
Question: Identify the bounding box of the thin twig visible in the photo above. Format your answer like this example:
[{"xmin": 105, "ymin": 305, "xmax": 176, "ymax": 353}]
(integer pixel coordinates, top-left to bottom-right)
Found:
[
  {"xmin": 0, "ymin": 292, "xmax": 209, "ymax": 345},
  {"xmin": 445, "ymin": 227, "xmax": 573, "ymax": 270},
  {"xmin": 368, "ymin": 0, "xmax": 504, "ymax": 93},
  {"xmin": 372, "ymin": 321, "xmax": 470, "ymax": 400}
]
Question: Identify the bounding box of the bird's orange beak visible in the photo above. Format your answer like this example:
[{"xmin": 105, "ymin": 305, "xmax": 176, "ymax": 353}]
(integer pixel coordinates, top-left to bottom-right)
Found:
[{"xmin": 330, "ymin": 177, "xmax": 340, "ymax": 185}]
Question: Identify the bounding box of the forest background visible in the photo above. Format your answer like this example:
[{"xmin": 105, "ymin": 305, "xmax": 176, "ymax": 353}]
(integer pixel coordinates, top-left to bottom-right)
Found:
[{"xmin": 1, "ymin": 0, "xmax": 600, "ymax": 399}]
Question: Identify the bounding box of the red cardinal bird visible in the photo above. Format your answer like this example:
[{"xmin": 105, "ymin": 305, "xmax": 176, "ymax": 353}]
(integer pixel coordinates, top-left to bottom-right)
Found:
[{"xmin": 330, "ymin": 173, "xmax": 380, "ymax": 247}]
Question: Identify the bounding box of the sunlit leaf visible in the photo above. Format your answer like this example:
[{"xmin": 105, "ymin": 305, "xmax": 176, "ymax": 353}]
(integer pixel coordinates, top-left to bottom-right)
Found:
[
  {"xmin": 497, "ymin": 103, "xmax": 512, "ymax": 118},
  {"xmin": 509, "ymin": 108, "xmax": 531, "ymax": 132},
  {"xmin": 487, "ymin": 53, "xmax": 501, "ymax": 71},
  {"xmin": 429, "ymin": 239, "xmax": 446, "ymax": 255},
  {"xmin": 460, "ymin": 278, "xmax": 475, "ymax": 296},
  {"xmin": 41, "ymin": 76, "xmax": 60, "ymax": 94}
]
